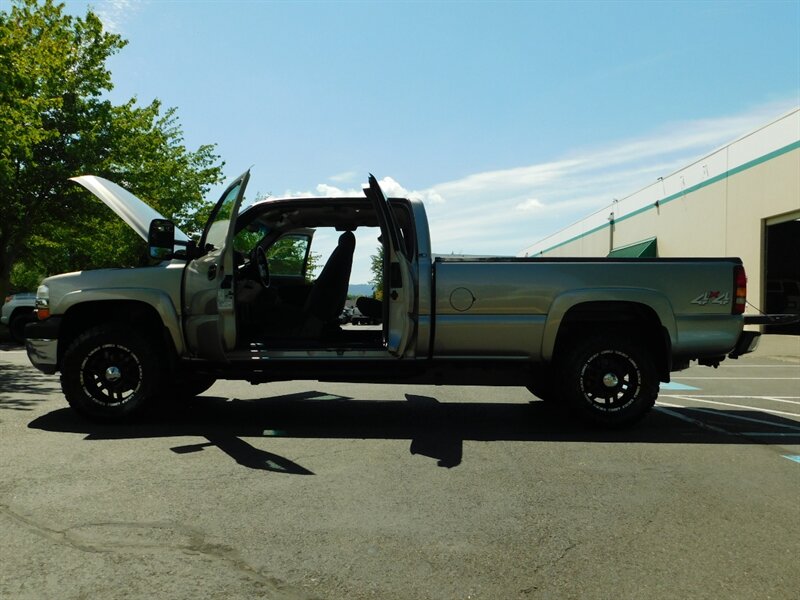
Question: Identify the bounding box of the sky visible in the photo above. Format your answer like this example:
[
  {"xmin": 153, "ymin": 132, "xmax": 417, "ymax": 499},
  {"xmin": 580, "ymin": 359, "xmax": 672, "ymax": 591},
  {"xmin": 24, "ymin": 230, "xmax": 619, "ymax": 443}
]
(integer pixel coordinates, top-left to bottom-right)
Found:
[{"xmin": 56, "ymin": 0, "xmax": 800, "ymax": 283}]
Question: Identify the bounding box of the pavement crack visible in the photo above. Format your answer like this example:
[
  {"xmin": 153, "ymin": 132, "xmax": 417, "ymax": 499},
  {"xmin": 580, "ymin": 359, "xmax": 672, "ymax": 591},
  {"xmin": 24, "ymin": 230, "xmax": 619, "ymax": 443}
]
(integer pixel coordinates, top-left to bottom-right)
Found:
[
  {"xmin": 530, "ymin": 538, "xmax": 579, "ymax": 577},
  {"xmin": 0, "ymin": 504, "xmax": 311, "ymax": 599}
]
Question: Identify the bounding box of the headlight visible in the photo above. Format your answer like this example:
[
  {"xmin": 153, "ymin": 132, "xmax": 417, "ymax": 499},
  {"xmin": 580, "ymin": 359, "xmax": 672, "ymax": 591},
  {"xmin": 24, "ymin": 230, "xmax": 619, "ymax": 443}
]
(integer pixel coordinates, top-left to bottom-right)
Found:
[{"xmin": 36, "ymin": 284, "xmax": 50, "ymax": 320}]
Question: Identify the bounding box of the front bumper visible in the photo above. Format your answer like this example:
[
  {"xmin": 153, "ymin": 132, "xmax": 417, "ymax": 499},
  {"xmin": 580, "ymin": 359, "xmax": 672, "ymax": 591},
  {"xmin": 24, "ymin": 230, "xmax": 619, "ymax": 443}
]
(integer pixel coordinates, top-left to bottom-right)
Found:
[
  {"xmin": 24, "ymin": 317, "xmax": 61, "ymax": 374},
  {"xmin": 728, "ymin": 330, "xmax": 761, "ymax": 359}
]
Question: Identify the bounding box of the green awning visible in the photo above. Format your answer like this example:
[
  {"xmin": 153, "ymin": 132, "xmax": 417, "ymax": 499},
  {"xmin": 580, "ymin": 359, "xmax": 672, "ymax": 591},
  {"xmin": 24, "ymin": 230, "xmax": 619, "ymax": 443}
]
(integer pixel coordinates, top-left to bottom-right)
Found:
[{"xmin": 608, "ymin": 237, "xmax": 658, "ymax": 258}]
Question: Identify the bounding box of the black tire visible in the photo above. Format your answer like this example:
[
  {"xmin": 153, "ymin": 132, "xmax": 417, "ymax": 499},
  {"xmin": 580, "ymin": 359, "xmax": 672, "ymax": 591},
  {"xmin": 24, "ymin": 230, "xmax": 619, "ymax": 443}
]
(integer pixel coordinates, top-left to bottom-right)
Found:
[
  {"xmin": 557, "ymin": 334, "xmax": 658, "ymax": 428},
  {"xmin": 61, "ymin": 325, "xmax": 163, "ymax": 421},
  {"xmin": 9, "ymin": 310, "xmax": 34, "ymax": 344}
]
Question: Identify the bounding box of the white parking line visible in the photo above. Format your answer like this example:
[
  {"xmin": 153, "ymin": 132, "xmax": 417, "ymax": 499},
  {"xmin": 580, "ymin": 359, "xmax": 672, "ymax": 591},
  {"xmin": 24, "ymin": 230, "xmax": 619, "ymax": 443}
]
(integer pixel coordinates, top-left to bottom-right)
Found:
[
  {"xmin": 662, "ymin": 395, "xmax": 800, "ymax": 406},
  {"xmin": 660, "ymin": 394, "xmax": 800, "ymax": 418},
  {"xmin": 654, "ymin": 405, "xmax": 731, "ymax": 434},
  {"xmin": 763, "ymin": 396, "xmax": 800, "ymax": 405},
  {"xmin": 657, "ymin": 402, "xmax": 800, "ymax": 430},
  {"xmin": 742, "ymin": 433, "xmax": 800, "ymax": 437},
  {"xmin": 674, "ymin": 377, "xmax": 800, "ymax": 380},
  {"xmin": 720, "ymin": 365, "xmax": 800, "ymax": 368}
]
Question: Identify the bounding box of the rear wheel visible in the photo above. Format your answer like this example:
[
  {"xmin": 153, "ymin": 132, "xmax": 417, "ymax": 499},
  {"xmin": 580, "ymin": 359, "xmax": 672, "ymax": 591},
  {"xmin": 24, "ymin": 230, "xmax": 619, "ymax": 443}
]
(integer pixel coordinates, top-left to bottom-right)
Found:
[
  {"xmin": 557, "ymin": 333, "xmax": 658, "ymax": 428},
  {"xmin": 61, "ymin": 325, "xmax": 163, "ymax": 421}
]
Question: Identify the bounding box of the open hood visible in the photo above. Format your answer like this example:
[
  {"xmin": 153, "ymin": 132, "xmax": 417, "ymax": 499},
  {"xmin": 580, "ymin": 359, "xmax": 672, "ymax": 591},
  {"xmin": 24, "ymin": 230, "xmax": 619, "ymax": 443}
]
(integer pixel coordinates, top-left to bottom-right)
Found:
[{"xmin": 70, "ymin": 175, "xmax": 189, "ymax": 243}]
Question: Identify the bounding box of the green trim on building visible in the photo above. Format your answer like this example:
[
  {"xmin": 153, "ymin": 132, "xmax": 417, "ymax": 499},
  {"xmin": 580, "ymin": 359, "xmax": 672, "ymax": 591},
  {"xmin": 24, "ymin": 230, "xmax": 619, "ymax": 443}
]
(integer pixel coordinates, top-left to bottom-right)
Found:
[{"xmin": 533, "ymin": 140, "xmax": 800, "ymax": 256}]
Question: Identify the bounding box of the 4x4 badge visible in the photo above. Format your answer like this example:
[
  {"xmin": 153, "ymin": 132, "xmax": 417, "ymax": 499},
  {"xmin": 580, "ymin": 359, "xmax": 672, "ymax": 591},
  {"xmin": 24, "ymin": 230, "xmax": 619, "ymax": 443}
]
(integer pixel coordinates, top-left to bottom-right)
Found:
[{"xmin": 691, "ymin": 291, "xmax": 730, "ymax": 306}]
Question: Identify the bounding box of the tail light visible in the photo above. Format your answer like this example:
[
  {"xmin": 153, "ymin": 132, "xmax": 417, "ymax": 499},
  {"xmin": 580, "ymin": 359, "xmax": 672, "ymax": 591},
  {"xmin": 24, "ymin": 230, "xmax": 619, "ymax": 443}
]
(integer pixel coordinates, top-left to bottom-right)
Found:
[{"xmin": 733, "ymin": 265, "xmax": 747, "ymax": 315}]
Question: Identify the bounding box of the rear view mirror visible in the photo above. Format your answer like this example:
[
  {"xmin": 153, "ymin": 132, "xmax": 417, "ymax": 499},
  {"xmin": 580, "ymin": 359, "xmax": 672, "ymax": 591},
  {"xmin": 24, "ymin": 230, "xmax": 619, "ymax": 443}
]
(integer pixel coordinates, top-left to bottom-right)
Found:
[{"xmin": 148, "ymin": 218, "xmax": 175, "ymax": 260}]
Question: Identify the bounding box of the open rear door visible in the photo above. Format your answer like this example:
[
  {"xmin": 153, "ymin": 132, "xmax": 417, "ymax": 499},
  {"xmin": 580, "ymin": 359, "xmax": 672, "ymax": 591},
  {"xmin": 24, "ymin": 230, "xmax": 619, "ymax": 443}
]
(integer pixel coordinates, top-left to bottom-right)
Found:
[
  {"xmin": 365, "ymin": 175, "xmax": 416, "ymax": 356},
  {"xmin": 183, "ymin": 170, "xmax": 250, "ymax": 360}
]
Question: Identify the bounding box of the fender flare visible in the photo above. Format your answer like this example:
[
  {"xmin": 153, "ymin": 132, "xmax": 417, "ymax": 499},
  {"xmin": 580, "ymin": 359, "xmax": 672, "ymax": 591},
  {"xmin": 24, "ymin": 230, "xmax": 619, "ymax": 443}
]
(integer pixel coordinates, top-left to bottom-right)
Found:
[
  {"xmin": 58, "ymin": 288, "xmax": 184, "ymax": 355},
  {"xmin": 540, "ymin": 288, "xmax": 677, "ymax": 362}
]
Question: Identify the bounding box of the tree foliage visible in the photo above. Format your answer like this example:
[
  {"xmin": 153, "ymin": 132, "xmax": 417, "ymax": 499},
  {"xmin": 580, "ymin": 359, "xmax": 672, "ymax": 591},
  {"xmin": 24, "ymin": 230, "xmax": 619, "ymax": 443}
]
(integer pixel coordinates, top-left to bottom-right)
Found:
[
  {"xmin": 234, "ymin": 229, "xmax": 321, "ymax": 282},
  {"xmin": 369, "ymin": 244, "xmax": 384, "ymax": 300},
  {"xmin": 266, "ymin": 237, "xmax": 320, "ymax": 281},
  {"xmin": 0, "ymin": 0, "xmax": 224, "ymax": 297}
]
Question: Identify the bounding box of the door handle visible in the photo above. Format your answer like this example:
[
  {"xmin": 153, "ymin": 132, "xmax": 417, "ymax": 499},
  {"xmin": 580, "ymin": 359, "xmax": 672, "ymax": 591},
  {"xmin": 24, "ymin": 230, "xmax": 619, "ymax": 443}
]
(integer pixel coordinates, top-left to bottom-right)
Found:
[{"xmin": 207, "ymin": 264, "xmax": 217, "ymax": 280}]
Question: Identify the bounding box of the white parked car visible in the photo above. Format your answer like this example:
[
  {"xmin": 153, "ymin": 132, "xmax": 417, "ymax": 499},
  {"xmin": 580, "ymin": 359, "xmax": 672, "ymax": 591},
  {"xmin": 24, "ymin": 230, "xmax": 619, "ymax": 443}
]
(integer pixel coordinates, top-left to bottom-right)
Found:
[{"xmin": 1, "ymin": 292, "xmax": 36, "ymax": 343}]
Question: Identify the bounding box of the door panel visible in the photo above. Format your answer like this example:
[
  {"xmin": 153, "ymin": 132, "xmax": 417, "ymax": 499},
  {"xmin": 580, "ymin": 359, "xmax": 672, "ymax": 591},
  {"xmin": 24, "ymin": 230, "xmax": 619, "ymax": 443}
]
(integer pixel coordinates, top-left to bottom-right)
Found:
[
  {"xmin": 366, "ymin": 175, "xmax": 416, "ymax": 356},
  {"xmin": 183, "ymin": 171, "xmax": 250, "ymax": 359}
]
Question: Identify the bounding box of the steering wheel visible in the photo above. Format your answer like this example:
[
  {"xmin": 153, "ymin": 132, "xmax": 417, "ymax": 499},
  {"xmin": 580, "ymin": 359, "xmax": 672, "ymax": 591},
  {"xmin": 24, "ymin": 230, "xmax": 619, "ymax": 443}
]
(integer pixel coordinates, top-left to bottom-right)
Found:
[{"xmin": 252, "ymin": 245, "xmax": 270, "ymax": 288}]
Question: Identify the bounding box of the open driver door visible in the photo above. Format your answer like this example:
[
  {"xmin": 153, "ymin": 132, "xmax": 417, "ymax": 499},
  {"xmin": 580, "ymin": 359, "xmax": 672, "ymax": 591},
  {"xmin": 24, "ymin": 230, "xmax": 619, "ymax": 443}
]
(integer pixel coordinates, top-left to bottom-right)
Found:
[{"xmin": 183, "ymin": 170, "xmax": 250, "ymax": 361}]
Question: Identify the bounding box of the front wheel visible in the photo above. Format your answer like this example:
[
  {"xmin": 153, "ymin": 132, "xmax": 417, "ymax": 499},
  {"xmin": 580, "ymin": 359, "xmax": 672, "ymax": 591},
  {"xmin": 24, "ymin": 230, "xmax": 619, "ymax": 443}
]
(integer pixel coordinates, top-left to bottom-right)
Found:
[
  {"xmin": 557, "ymin": 334, "xmax": 658, "ymax": 428},
  {"xmin": 61, "ymin": 325, "xmax": 163, "ymax": 421}
]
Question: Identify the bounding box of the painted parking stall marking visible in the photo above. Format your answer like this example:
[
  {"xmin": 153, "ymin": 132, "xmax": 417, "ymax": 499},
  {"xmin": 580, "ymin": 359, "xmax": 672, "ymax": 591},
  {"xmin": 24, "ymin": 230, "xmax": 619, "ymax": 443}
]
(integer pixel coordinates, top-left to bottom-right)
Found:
[
  {"xmin": 661, "ymin": 382, "xmax": 700, "ymax": 391},
  {"xmin": 655, "ymin": 357, "xmax": 800, "ymax": 449},
  {"xmin": 657, "ymin": 401, "xmax": 800, "ymax": 433},
  {"xmin": 660, "ymin": 394, "xmax": 800, "ymax": 418}
]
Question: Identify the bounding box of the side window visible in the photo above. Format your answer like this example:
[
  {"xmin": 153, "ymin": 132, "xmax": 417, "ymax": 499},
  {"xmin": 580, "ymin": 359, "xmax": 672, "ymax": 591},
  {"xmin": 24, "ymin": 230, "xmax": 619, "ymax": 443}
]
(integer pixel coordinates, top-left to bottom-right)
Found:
[
  {"xmin": 233, "ymin": 228, "xmax": 264, "ymax": 254},
  {"xmin": 267, "ymin": 234, "xmax": 312, "ymax": 278},
  {"xmin": 202, "ymin": 181, "xmax": 242, "ymax": 251}
]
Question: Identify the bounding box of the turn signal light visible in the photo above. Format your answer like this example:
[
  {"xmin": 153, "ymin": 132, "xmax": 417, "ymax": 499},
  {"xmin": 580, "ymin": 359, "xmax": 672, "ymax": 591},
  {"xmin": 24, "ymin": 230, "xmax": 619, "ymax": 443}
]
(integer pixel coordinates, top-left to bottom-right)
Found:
[
  {"xmin": 733, "ymin": 265, "xmax": 747, "ymax": 315},
  {"xmin": 35, "ymin": 284, "xmax": 50, "ymax": 320}
]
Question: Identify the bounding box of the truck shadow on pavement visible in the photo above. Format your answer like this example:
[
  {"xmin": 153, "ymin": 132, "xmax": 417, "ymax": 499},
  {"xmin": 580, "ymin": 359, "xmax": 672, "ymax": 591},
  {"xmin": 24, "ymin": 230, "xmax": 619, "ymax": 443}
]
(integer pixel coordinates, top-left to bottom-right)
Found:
[
  {"xmin": 28, "ymin": 391, "xmax": 800, "ymax": 473},
  {"xmin": 0, "ymin": 363, "xmax": 60, "ymax": 411}
]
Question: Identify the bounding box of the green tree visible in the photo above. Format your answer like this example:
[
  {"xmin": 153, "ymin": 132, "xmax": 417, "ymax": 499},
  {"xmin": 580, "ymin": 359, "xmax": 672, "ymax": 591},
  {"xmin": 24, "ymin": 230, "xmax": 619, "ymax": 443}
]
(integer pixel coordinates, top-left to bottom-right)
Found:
[
  {"xmin": 0, "ymin": 0, "xmax": 224, "ymax": 297},
  {"xmin": 234, "ymin": 229, "xmax": 321, "ymax": 282},
  {"xmin": 267, "ymin": 236, "xmax": 320, "ymax": 281},
  {"xmin": 369, "ymin": 244, "xmax": 384, "ymax": 300}
]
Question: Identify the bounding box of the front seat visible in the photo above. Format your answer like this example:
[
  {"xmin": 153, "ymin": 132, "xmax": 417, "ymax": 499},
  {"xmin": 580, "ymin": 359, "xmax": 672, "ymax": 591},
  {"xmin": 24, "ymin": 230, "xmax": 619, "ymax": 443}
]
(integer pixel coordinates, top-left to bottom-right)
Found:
[{"xmin": 300, "ymin": 231, "xmax": 356, "ymax": 335}]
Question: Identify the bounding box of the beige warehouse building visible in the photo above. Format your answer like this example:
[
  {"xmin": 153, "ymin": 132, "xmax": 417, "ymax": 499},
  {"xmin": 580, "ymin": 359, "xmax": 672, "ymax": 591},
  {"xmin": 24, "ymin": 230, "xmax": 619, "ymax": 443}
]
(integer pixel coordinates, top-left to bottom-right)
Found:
[{"xmin": 520, "ymin": 108, "xmax": 800, "ymax": 329}]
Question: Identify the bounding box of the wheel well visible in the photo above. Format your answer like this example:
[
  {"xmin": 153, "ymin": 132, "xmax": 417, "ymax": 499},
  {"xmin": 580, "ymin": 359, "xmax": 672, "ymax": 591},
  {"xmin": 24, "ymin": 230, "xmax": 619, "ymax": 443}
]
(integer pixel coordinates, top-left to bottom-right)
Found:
[
  {"xmin": 554, "ymin": 301, "xmax": 671, "ymax": 381},
  {"xmin": 59, "ymin": 301, "xmax": 174, "ymax": 364},
  {"xmin": 10, "ymin": 307, "xmax": 34, "ymax": 321}
]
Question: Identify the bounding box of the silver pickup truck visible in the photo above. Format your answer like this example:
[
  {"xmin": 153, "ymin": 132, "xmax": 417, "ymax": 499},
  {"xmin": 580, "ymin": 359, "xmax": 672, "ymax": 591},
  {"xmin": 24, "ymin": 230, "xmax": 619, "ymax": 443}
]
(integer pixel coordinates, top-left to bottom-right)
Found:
[{"xmin": 25, "ymin": 171, "xmax": 759, "ymax": 427}]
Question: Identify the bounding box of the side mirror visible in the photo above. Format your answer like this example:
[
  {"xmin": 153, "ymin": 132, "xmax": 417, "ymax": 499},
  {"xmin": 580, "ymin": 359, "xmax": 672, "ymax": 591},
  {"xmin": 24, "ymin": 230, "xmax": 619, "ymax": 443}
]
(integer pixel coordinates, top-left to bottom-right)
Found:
[{"xmin": 148, "ymin": 218, "xmax": 175, "ymax": 260}]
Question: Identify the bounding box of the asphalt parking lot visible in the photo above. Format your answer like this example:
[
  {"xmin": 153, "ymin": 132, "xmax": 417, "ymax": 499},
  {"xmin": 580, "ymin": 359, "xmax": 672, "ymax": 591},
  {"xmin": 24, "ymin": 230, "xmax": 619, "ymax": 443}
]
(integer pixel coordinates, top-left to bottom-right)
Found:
[{"xmin": 0, "ymin": 330, "xmax": 798, "ymax": 600}]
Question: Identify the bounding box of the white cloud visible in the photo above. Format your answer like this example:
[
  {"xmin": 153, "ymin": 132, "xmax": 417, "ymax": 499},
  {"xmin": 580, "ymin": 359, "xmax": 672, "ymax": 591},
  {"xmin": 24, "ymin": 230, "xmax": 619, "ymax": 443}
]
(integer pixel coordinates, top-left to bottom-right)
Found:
[
  {"xmin": 409, "ymin": 189, "xmax": 446, "ymax": 204},
  {"xmin": 329, "ymin": 171, "xmax": 358, "ymax": 183},
  {"xmin": 413, "ymin": 100, "xmax": 797, "ymax": 256},
  {"xmin": 290, "ymin": 100, "xmax": 796, "ymax": 260},
  {"xmin": 296, "ymin": 176, "xmax": 410, "ymax": 199},
  {"xmin": 515, "ymin": 198, "xmax": 546, "ymax": 212},
  {"xmin": 314, "ymin": 183, "xmax": 351, "ymax": 197},
  {"xmin": 92, "ymin": 0, "xmax": 143, "ymax": 34},
  {"xmin": 372, "ymin": 176, "xmax": 408, "ymax": 198}
]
